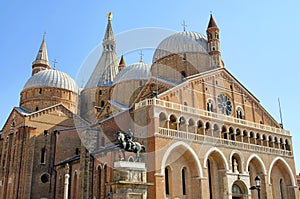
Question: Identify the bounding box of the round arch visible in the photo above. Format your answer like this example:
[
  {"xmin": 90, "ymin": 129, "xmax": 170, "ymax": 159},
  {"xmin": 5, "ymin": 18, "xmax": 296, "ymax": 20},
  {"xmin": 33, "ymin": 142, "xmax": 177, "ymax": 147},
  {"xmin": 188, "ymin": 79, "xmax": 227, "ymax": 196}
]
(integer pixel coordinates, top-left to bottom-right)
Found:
[
  {"xmin": 268, "ymin": 157, "xmax": 296, "ymax": 186},
  {"xmin": 245, "ymin": 154, "xmax": 267, "ymax": 175},
  {"xmin": 160, "ymin": 141, "xmax": 203, "ymax": 178},
  {"xmin": 203, "ymin": 147, "xmax": 229, "ymax": 171}
]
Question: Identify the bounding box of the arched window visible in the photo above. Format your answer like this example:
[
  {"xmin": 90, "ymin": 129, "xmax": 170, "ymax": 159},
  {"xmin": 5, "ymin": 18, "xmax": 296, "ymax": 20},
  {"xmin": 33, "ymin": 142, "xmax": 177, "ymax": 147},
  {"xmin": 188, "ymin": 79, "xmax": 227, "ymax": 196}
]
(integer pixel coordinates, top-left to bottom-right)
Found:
[
  {"xmin": 182, "ymin": 167, "xmax": 187, "ymax": 195},
  {"xmin": 97, "ymin": 166, "xmax": 102, "ymax": 199},
  {"xmin": 100, "ymin": 101, "xmax": 105, "ymax": 107},
  {"xmin": 165, "ymin": 167, "xmax": 170, "ymax": 196},
  {"xmin": 236, "ymin": 107, "xmax": 244, "ymax": 119},
  {"xmin": 104, "ymin": 164, "xmax": 108, "ymax": 197},
  {"xmin": 181, "ymin": 71, "xmax": 186, "ymax": 80},
  {"xmin": 35, "ymin": 106, "xmax": 39, "ymax": 111},
  {"xmin": 207, "ymin": 99, "xmax": 214, "ymax": 112},
  {"xmin": 75, "ymin": 148, "xmax": 80, "ymax": 155},
  {"xmin": 40, "ymin": 148, "xmax": 46, "ymax": 164},
  {"xmin": 280, "ymin": 178, "xmax": 285, "ymax": 199}
]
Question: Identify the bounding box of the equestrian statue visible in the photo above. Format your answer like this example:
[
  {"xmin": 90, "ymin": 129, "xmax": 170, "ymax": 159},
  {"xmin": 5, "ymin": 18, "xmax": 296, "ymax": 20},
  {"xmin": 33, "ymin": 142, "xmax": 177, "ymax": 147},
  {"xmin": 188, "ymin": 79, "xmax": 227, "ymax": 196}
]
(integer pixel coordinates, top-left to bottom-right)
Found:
[{"xmin": 117, "ymin": 129, "xmax": 145, "ymax": 161}]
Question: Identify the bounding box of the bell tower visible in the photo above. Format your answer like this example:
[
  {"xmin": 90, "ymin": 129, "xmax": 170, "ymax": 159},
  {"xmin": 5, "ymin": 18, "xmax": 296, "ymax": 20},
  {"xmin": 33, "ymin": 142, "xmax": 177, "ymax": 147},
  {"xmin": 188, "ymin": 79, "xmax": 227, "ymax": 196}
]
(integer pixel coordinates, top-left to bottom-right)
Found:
[{"xmin": 206, "ymin": 14, "xmax": 223, "ymax": 68}]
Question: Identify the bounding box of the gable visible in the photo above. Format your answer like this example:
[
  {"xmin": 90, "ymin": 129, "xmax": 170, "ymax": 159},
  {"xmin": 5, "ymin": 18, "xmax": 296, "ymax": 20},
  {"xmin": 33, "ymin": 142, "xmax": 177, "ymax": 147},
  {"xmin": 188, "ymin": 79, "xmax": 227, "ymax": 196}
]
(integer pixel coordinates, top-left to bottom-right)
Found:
[
  {"xmin": 156, "ymin": 68, "xmax": 281, "ymax": 128},
  {"xmin": 1, "ymin": 108, "xmax": 27, "ymax": 134},
  {"xmin": 26, "ymin": 104, "xmax": 75, "ymax": 127},
  {"xmin": 134, "ymin": 76, "xmax": 176, "ymax": 104}
]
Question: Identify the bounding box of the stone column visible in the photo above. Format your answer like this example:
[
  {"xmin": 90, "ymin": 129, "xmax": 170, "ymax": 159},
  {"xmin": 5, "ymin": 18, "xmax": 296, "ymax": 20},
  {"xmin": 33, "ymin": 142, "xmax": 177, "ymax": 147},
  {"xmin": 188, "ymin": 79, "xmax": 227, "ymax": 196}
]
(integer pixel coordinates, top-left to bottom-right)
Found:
[
  {"xmin": 64, "ymin": 164, "xmax": 70, "ymax": 199},
  {"xmin": 166, "ymin": 119, "xmax": 170, "ymax": 129}
]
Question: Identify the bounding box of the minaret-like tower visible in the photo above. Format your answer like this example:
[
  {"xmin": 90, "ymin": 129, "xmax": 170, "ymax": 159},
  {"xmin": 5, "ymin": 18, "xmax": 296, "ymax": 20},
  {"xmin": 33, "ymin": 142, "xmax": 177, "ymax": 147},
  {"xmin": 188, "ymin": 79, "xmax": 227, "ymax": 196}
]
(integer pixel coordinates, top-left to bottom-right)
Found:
[
  {"xmin": 81, "ymin": 12, "xmax": 119, "ymax": 122},
  {"xmin": 32, "ymin": 34, "xmax": 50, "ymax": 76},
  {"xmin": 84, "ymin": 12, "xmax": 119, "ymax": 88},
  {"xmin": 118, "ymin": 55, "xmax": 126, "ymax": 71},
  {"xmin": 206, "ymin": 14, "xmax": 223, "ymax": 68}
]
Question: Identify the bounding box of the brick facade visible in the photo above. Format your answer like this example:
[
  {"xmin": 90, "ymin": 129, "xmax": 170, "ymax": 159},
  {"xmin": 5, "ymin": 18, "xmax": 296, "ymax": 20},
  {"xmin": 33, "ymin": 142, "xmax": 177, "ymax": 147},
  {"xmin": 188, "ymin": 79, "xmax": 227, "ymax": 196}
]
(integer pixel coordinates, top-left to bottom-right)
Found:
[{"xmin": 0, "ymin": 13, "xmax": 299, "ymax": 199}]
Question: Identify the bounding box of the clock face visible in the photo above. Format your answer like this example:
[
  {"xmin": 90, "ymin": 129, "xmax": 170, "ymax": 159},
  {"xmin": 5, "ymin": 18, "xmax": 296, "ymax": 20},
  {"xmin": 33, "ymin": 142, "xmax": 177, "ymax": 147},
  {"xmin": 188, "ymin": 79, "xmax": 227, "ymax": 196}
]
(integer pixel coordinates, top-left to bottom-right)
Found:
[{"xmin": 217, "ymin": 94, "xmax": 232, "ymax": 115}]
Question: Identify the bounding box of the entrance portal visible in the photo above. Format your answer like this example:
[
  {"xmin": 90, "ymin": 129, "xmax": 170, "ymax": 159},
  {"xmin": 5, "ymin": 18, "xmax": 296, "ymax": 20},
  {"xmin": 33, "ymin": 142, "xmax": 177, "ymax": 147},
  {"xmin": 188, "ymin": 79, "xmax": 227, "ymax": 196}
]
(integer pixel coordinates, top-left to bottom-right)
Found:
[{"xmin": 232, "ymin": 181, "xmax": 248, "ymax": 199}]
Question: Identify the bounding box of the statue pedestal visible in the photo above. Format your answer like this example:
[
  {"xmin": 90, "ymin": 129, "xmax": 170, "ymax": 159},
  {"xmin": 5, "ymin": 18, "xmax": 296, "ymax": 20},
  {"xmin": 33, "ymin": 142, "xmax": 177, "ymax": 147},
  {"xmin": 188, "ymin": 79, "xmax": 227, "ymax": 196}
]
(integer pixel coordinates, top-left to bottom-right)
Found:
[{"xmin": 108, "ymin": 161, "xmax": 152, "ymax": 199}]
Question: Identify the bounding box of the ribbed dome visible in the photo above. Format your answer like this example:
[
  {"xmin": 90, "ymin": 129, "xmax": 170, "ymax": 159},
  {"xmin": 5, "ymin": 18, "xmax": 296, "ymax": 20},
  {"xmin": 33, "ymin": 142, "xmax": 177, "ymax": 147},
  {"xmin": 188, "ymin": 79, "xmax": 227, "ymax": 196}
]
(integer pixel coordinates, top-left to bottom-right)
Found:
[
  {"xmin": 153, "ymin": 31, "xmax": 208, "ymax": 62},
  {"xmin": 23, "ymin": 69, "xmax": 79, "ymax": 93},
  {"xmin": 113, "ymin": 62, "xmax": 151, "ymax": 85}
]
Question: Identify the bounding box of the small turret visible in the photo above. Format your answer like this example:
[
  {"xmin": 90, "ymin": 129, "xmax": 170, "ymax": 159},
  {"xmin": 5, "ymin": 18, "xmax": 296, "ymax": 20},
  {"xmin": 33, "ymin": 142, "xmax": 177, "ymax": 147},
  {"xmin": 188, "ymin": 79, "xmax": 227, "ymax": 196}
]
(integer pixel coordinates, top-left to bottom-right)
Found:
[
  {"xmin": 206, "ymin": 14, "xmax": 223, "ymax": 68},
  {"xmin": 118, "ymin": 55, "xmax": 126, "ymax": 71},
  {"xmin": 32, "ymin": 34, "xmax": 50, "ymax": 76}
]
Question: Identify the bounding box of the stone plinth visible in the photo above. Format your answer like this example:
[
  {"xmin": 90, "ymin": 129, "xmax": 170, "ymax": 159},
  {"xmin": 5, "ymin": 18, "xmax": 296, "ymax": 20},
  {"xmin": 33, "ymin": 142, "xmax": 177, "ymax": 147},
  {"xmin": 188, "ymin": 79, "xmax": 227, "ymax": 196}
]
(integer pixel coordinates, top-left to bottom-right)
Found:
[{"xmin": 109, "ymin": 161, "xmax": 152, "ymax": 199}]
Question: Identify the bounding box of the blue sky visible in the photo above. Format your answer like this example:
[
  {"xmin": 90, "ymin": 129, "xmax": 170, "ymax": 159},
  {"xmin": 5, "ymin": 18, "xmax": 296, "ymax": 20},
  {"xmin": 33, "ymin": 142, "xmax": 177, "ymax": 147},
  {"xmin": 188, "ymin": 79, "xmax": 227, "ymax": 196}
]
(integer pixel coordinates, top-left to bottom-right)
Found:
[{"xmin": 0, "ymin": 1, "xmax": 299, "ymax": 173}]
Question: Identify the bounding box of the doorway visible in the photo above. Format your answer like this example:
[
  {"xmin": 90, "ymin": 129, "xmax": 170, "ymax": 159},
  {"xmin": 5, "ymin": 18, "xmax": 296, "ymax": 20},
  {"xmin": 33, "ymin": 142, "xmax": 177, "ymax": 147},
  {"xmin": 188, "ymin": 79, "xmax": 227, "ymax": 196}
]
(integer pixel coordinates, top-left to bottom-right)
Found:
[{"xmin": 232, "ymin": 181, "xmax": 248, "ymax": 199}]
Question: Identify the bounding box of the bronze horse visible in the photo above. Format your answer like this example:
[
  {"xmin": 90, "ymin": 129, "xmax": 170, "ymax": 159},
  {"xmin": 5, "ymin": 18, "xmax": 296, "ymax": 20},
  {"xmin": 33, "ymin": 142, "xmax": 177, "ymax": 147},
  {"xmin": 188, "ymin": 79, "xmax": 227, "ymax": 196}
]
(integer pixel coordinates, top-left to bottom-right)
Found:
[{"xmin": 117, "ymin": 130, "xmax": 145, "ymax": 161}]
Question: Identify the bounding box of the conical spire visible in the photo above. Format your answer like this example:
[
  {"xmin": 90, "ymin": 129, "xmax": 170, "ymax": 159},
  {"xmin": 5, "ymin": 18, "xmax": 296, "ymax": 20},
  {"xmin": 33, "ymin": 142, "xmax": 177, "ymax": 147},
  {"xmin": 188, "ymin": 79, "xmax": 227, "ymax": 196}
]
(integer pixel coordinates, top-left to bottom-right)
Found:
[
  {"xmin": 103, "ymin": 12, "xmax": 115, "ymax": 41},
  {"xmin": 85, "ymin": 12, "xmax": 119, "ymax": 88},
  {"xmin": 32, "ymin": 34, "xmax": 50, "ymax": 76},
  {"xmin": 118, "ymin": 55, "xmax": 126, "ymax": 71},
  {"xmin": 207, "ymin": 14, "xmax": 218, "ymax": 29}
]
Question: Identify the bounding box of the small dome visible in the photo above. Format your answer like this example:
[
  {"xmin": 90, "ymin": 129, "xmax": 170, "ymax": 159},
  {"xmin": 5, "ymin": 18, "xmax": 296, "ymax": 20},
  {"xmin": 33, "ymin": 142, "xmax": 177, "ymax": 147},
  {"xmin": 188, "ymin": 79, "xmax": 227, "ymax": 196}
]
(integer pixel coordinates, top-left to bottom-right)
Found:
[
  {"xmin": 153, "ymin": 31, "xmax": 208, "ymax": 62},
  {"xmin": 23, "ymin": 69, "xmax": 79, "ymax": 93},
  {"xmin": 113, "ymin": 62, "xmax": 151, "ymax": 85}
]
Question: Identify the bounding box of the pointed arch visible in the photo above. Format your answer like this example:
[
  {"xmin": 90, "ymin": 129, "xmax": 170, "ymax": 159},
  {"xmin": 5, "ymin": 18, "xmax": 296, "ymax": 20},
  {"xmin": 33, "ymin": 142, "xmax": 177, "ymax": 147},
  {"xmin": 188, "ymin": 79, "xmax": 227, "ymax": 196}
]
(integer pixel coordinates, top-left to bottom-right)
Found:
[
  {"xmin": 268, "ymin": 157, "xmax": 296, "ymax": 186},
  {"xmin": 229, "ymin": 150, "xmax": 245, "ymax": 173},
  {"xmin": 160, "ymin": 141, "xmax": 203, "ymax": 178},
  {"xmin": 245, "ymin": 154, "xmax": 266, "ymax": 175},
  {"xmin": 203, "ymin": 147, "xmax": 229, "ymax": 170}
]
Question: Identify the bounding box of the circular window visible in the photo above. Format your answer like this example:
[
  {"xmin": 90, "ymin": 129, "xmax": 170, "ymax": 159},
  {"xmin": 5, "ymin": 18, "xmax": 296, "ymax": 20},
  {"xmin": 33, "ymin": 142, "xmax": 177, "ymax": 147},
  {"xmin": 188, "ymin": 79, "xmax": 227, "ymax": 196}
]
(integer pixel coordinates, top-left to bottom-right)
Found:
[
  {"xmin": 41, "ymin": 173, "xmax": 49, "ymax": 183},
  {"xmin": 217, "ymin": 94, "xmax": 232, "ymax": 115}
]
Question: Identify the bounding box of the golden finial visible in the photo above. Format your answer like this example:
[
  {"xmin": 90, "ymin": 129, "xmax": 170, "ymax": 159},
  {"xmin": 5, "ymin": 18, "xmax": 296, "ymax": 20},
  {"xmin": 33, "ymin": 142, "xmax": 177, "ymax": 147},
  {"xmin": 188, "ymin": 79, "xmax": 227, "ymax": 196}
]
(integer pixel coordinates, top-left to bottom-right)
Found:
[{"xmin": 107, "ymin": 12, "xmax": 113, "ymax": 21}]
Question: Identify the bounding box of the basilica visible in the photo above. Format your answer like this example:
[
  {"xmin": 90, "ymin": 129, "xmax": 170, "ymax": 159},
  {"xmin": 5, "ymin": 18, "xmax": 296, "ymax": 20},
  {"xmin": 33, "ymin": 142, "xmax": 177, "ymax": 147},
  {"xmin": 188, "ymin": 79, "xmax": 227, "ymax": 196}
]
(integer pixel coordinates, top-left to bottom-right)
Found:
[{"xmin": 0, "ymin": 13, "xmax": 299, "ymax": 199}]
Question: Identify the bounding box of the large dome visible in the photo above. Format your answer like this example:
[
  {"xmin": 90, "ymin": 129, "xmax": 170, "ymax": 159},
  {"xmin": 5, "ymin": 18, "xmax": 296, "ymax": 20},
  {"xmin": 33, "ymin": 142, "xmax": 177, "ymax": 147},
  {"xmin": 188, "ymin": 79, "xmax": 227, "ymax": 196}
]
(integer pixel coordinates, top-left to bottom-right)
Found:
[
  {"xmin": 113, "ymin": 61, "xmax": 151, "ymax": 85},
  {"xmin": 153, "ymin": 31, "xmax": 208, "ymax": 62},
  {"xmin": 23, "ymin": 69, "xmax": 79, "ymax": 93}
]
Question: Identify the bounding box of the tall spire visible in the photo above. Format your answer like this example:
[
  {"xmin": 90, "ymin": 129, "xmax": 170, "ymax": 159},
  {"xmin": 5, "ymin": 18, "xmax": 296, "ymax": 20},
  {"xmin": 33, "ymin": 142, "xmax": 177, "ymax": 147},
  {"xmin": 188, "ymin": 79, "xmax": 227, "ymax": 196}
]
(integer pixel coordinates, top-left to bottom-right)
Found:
[
  {"xmin": 32, "ymin": 34, "xmax": 50, "ymax": 76},
  {"xmin": 103, "ymin": 12, "xmax": 115, "ymax": 42},
  {"xmin": 85, "ymin": 12, "xmax": 119, "ymax": 88}
]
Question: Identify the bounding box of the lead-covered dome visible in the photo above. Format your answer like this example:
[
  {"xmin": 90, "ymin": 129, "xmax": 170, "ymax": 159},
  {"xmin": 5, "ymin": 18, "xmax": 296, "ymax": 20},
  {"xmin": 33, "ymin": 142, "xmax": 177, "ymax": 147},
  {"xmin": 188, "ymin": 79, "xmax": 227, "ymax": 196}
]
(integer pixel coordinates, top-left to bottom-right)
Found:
[
  {"xmin": 153, "ymin": 31, "xmax": 208, "ymax": 62},
  {"xmin": 110, "ymin": 61, "xmax": 151, "ymax": 108},
  {"xmin": 23, "ymin": 69, "xmax": 79, "ymax": 93},
  {"xmin": 113, "ymin": 61, "xmax": 151, "ymax": 85}
]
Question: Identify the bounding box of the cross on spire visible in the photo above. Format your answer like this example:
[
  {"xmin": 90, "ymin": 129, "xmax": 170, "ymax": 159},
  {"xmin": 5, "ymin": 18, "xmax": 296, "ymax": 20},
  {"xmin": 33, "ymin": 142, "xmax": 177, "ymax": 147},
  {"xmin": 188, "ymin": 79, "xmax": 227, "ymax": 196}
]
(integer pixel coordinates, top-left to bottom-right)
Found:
[
  {"xmin": 52, "ymin": 59, "xmax": 58, "ymax": 70},
  {"xmin": 182, "ymin": 20, "xmax": 187, "ymax": 32},
  {"xmin": 139, "ymin": 50, "xmax": 144, "ymax": 62}
]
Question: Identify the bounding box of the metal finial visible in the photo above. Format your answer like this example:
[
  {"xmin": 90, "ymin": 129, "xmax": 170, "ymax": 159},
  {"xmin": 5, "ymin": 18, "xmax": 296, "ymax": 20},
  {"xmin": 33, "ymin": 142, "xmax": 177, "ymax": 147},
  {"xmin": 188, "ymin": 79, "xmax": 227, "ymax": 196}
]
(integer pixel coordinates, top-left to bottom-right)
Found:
[
  {"xmin": 107, "ymin": 12, "xmax": 113, "ymax": 20},
  {"xmin": 182, "ymin": 20, "xmax": 187, "ymax": 32},
  {"xmin": 139, "ymin": 50, "xmax": 144, "ymax": 62},
  {"xmin": 43, "ymin": 32, "xmax": 46, "ymax": 40}
]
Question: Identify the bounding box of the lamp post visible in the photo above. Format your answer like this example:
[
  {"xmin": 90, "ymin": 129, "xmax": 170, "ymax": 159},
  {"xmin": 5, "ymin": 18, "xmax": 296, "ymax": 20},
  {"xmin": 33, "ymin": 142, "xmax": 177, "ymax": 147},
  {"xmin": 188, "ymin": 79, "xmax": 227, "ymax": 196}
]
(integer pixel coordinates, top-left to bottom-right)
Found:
[{"xmin": 250, "ymin": 175, "xmax": 261, "ymax": 199}]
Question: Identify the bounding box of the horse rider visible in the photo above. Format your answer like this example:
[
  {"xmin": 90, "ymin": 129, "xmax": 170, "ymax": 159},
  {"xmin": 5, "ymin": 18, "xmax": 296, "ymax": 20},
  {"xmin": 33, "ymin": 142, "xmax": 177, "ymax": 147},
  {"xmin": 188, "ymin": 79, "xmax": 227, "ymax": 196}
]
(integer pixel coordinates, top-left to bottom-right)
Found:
[{"xmin": 125, "ymin": 129, "xmax": 134, "ymax": 150}]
